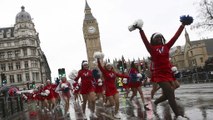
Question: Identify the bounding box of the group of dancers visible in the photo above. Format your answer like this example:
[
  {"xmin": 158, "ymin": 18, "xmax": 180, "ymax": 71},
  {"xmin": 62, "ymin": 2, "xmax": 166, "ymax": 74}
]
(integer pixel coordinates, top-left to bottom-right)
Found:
[{"xmin": 21, "ymin": 15, "xmax": 193, "ymax": 120}]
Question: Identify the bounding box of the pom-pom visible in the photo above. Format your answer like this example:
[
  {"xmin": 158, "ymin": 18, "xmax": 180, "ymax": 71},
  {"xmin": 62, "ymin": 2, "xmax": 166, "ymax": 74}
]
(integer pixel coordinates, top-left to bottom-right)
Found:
[
  {"xmin": 45, "ymin": 90, "xmax": 50, "ymax": 96},
  {"xmin": 97, "ymin": 79, "xmax": 103, "ymax": 86},
  {"xmin": 61, "ymin": 83, "xmax": 68, "ymax": 88},
  {"xmin": 137, "ymin": 73, "xmax": 142, "ymax": 78},
  {"xmin": 180, "ymin": 15, "xmax": 193, "ymax": 25},
  {"xmin": 68, "ymin": 70, "xmax": 78, "ymax": 80},
  {"xmin": 171, "ymin": 66, "xmax": 177, "ymax": 72},
  {"xmin": 93, "ymin": 51, "xmax": 104, "ymax": 59},
  {"xmin": 134, "ymin": 19, "xmax": 143, "ymax": 28},
  {"xmin": 128, "ymin": 19, "xmax": 143, "ymax": 32},
  {"xmin": 123, "ymin": 78, "xmax": 128, "ymax": 84},
  {"xmin": 75, "ymin": 86, "xmax": 79, "ymax": 90}
]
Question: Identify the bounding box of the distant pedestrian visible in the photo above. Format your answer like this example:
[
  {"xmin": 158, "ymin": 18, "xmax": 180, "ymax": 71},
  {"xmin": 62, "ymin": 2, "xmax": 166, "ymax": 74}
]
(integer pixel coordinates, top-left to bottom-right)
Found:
[{"xmin": 129, "ymin": 15, "xmax": 193, "ymax": 119}]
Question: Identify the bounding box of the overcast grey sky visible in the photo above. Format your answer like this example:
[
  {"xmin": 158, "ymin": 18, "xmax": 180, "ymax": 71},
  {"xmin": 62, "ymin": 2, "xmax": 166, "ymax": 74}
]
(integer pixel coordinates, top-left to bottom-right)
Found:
[{"xmin": 0, "ymin": 0, "xmax": 212, "ymax": 79}]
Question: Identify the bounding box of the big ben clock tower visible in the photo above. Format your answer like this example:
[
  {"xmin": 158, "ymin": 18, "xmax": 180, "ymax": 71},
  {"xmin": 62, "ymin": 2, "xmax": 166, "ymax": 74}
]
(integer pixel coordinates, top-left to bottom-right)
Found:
[{"xmin": 83, "ymin": 0, "xmax": 102, "ymax": 68}]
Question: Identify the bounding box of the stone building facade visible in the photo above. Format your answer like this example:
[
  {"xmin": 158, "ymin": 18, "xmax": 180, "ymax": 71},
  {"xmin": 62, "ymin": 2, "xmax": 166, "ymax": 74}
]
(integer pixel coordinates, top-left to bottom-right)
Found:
[
  {"xmin": 0, "ymin": 6, "xmax": 51, "ymax": 89},
  {"xmin": 170, "ymin": 29, "xmax": 213, "ymax": 71}
]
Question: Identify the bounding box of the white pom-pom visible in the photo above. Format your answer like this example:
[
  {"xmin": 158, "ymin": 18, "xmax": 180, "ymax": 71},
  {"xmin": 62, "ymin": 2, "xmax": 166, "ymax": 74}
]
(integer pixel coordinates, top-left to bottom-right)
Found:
[
  {"xmin": 45, "ymin": 90, "xmax": 50, "ymax": 96},
  {"xmin": 128, "ymin": 19, "xmax": 143, "ymax": 32},
  {"xmin": 128, "ymin": 25, "xmax": 136, "ymax": 32},
  {"xmin": 137, "ymin": 73, "xmax": 142, "ymax": 78},
  {"xmin": 93, "ymin": 51, "xmax": 104, "ymax": 59},
  {"xmin": 75, "ymin": 86, "xmax": 79, "ymax": 90},
  {"xmin": 69, "ymin": 70, "xmax": 78, "ymax": 80},
  {"xmin": 123, "ymin": 78, "xmax": 128, "ymax": 84},
  {"xmin": 171, "ymin": 66, "xmax": 177, "ymax": 72},
  {"xmin": 98, "ymin": 78, "xmax": 102, "ymax": 83},
  {"xmin": 97, "ymin": 78, "xmax": 103, "ymax": 86},
  {"xmin": 134, "ymin": 19, "xmax": 143, "ymax": 29},
  {"xmin": 61, "ymin": 83, "xmax": 68, "ymax": 88}
]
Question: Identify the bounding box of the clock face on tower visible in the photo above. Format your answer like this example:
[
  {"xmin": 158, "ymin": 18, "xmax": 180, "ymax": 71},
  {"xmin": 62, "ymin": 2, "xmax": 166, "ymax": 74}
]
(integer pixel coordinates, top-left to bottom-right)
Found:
[{"xmin": 88, "ymin": 26, "xmax": 96, "ymax": 34}]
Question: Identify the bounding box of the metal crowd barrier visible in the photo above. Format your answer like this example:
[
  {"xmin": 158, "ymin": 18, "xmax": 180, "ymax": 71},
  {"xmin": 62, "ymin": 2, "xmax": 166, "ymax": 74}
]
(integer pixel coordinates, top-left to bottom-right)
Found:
[
  {"xmin": 0, "ymin": 95, "xmax": 23, "ymax": 119},
  {"xmin": 179, "ymin": 71, "xmax": 213, "ymax": 84}
]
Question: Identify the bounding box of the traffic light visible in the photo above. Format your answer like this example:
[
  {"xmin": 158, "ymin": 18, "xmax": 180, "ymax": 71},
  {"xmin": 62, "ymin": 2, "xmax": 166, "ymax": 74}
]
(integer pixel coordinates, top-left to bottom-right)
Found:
[
  {"xmin": 58, "ymin": 68, "xmax": 66, "ymax": 78},
  {"xmin": 117, "ymin": 61, "xmax": 123, "ymax": 72},
  {"xmin": 31, "ymin": 81, "xmax": 36, "ymax": 89},
  {"xmin": 1, "ymin": 73, "xmax": 7, "ymax": 86}
]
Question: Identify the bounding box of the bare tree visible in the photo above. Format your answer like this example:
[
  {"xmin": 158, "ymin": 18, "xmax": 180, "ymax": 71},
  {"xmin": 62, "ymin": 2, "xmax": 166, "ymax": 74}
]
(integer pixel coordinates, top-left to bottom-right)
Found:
[{"xmin": 192, "ymin": 0, "xmax": 213, "ymax": 31}]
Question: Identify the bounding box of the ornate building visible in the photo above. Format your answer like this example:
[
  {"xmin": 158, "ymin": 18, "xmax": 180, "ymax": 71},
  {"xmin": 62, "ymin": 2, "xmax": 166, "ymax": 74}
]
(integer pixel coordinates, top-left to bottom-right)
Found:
[
  {"xmin": 170, "ymin": 29, "xmax": 213, "ymax": 71},
  {"xmin": 0, "ymin": 6, "xmax": 51, "ymax": 89},
  {"xmin": 83, "ymin": 1, "xmax": 103, "ymax": 68}
]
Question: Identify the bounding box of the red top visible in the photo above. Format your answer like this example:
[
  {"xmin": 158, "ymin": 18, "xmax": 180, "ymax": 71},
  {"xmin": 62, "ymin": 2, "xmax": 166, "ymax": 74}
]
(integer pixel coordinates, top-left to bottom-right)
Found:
[
  {"xmin": 139, "ymin": 25, "xmax": 184, "ymax": 82},
  {"xmin": 74, "ymin": 69, "xmax": 95, "ymax": 94},
  {"xmin": 97, "ymin": 59, "xmax": 129, "ymax": 96}
]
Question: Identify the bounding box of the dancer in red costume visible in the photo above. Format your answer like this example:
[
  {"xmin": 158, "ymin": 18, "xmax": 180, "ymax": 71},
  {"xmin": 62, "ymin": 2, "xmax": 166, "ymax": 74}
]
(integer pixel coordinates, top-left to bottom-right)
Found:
[
  {"xmin": 43, "ymin": 80, "xmax": 56, "ymax": 111},
  {"xmin": 72, "ymin": 81, "xmax": 81, "ymax": 102},
  {"xmin": 74, "ymin": 60, "xmax": 97, "ymax": 118},
  {"xmin": 129, "ymin": 61, "xmax": 149, "ymax": 110},
  {"xmin": 58, "ymin": 77, "xmax": 71, "ymax": 116},
  {"xmin": 95, "ymin": 53, "xmax": 129, "ymax": 119},
  {"xmin": 129, "ymin": 15, "xmax": 193, "ymax": 119}
]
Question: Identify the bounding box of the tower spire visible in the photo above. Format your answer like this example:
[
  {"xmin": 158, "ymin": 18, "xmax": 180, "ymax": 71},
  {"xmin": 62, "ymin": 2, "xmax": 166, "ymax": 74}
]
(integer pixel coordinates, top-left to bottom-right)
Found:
[{"xmin": 185, "ymin": 28, "xmax": 191, "ymax": 44}]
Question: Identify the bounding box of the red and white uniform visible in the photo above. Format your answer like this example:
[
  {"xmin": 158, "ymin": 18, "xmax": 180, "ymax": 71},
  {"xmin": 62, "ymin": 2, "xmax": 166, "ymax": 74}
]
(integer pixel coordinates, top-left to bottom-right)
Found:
[
  {"xmin": 43, "ymin": 84, "xmax": 54, "ymax": 100},
  {"xmin": 139, "ymin": 25, "xmax": 184, "ymax": 83},
  {"xmin": 129, "ymin": 68, "xmax": 141, "ymax": 88},
  {"xmin": 51, "ymin": 83, "xmax": 59, "ymax": 99},
  {"xmin": 74, "ymin": 69, "xmax": 95, "ymax": 94},
  {"xmin": 97, "ymin": 60, "xmax": 129, "ymax": 97},
  {"xmin": 72, "ymin": 82, "xmax": 80, "ymax": 94},
  {"xmin": 60, "ymin": 81, "xmax": 71, "ymax": 98},
  {"xmin": 122, "ymin": 78, "xmax": 130, "ymax": 89}
]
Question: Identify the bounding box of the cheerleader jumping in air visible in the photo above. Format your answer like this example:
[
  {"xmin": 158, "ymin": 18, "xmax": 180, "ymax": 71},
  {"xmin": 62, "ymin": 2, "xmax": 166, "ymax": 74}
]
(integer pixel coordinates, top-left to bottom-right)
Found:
[{"xmin": 129, "ymin": 15, "xmax": 193, "ymax": 120}]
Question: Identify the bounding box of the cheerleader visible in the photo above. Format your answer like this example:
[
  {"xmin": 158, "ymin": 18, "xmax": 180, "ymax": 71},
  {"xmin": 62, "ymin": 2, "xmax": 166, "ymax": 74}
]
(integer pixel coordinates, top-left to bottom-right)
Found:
[
  {"xmin": 92, "ymin": 67, "xmax": 105, "ymax": 102},
  {"xmin": 43, "ymin": 80, "xmax": 56, "ymax": 111},
  {"xmin": 95, "ymin": 52, "xmax": 129, "ymax": 119},
  {"xmin": 72, "ymin": 81, "xmax": 81, "ymax": 102},
  {"xmin": 121, "ymin": 69, "xmax": 131, "ymax": 98},
  {"xmin": 129, "ymin": 61, "xmax": 149, "ymax": 110},
  {"xmin": 129, "ymin": 15, "xmax": 193, "ymax": 119},
  {"xmin": 74, "ymin": 61, "xmax": 97, "ymax": 118},
  {"xmin": 58, "ymin": 77, "xmax": 72, "ymax": 116}
]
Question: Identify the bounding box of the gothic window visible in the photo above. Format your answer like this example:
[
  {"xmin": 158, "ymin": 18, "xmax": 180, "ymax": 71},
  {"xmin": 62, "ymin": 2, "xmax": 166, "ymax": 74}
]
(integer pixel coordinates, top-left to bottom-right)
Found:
[
  {"xmin": 0, "ymin": 64, "xmax": 6, "ymax": 71},
  {"xmin": 9, "ymin": 75, "xmax": 15, "ymax": 83},
  {"xmin": 32, "ymin": 72, "xmax": 39, "ymax": 81},
  {"xmin": 190, "ymin": 51, "xmax": 193, "ymax": 56},
  {"xmin": 31, "ymin": 48, "xmax": 36, "ymax": 55},
  {"xmin": 24, "ymin": 61, "xmax": 29, "ymax": 68},
  {"xmin": 31, "ymin": 60, "xmax": 38, "ymax": 67},
  {"xmin": 0, "ymin": 43, "xmax": 4, "ymax": 47},
  {"xmin": 23, "ymin": 49, "xmax": 27, "ymax": 56},
  {"xmin": 7, "ymin": 42, "xmax": 12, "ymax": 47},
  {"xmin": 0, "ymin": 52, "xmax": 5, "ymax": 59},
  {"xmin": 7, "ymin": 51, "xmax": 12, "ymax": 58},
  {"xmin": 8, "ymin": 62, "xmax": 13, "ymax": 70},
  {"xmin": 17, "ymin": 74, "xmax": 22, "ymax": 82},
  {"xmin": 25, "ymin": 73, "xmax": 30, "ymax": 81},
  {"xmin": 15, "ymin": 50, "xmax": 20, "ymax": 57},
  {"xmin": 200, "ymin": 57, "xmax": 203, "ymax": 63},
  {"xmin": 16, "ymin": 62, "xmax": 21, "ymax": 70}
]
